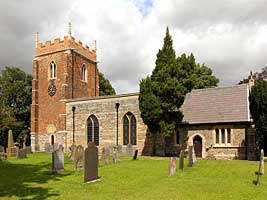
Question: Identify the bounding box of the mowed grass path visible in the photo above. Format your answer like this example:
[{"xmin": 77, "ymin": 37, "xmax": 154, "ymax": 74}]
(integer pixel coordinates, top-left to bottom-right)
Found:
[{"xmin": 0, "ymin": 153, "xmax": 266, "ymax": 200}]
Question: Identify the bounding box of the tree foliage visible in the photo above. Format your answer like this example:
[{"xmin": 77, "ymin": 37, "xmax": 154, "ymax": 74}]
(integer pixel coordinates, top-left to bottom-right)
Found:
[
  {"xmin": 249, "ymin": 80, "xmax": 267, "ymax": 152},
  {"xmin": 139, "ymin": 27, "xmax": 219, "ymax": 136},
  {"xmin": 99, "ymin": 72, "xmax": 116, "ymax": 96},
  {"xmin": 0, "ymin": 67, "xmax": 32, "ymax": 147}
]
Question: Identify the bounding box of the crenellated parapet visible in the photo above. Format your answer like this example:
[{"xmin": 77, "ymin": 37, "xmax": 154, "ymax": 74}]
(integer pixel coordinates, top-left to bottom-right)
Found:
[{"xmin": 35, "ymin": 36, "xmax": 96, "ymax": 61}]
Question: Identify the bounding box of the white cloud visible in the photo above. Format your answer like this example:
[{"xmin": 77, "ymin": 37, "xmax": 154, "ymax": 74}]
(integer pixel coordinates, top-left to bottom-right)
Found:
[{"xmin": 0, "ymin": 0, "xmax": 267, "ymax": 94}]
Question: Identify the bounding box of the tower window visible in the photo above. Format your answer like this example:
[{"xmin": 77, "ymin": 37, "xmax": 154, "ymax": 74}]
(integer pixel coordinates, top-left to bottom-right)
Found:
[
  {"xmin": 81, "ymin": 64, "xmax": 87, "ymax": 82},
  {"xmin": 50, "ymin": 61, "xmax": 56, "ymax": 79}
]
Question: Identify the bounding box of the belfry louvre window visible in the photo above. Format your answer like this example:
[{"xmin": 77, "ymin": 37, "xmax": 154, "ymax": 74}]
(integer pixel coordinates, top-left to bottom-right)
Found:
[
  {"xmin": 123, "ymin": 112, "xmax": 137, "ymax": 145},
  {"xmin": 87, "ymin": 115, "xmax": 99, "ymax": 146},
  {"xmin": 81, "ymin": 64, "xmax": 87, "ymax": 81},
  {"xmin": 50, "ymin": 61, "xmax": 56, "ymax": 79}
]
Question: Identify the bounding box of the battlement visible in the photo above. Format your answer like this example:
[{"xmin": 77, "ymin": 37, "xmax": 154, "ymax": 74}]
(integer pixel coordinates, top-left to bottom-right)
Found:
[{"xmin": 35, "ymin": 36, "xmax": 96, "ymax": 61}]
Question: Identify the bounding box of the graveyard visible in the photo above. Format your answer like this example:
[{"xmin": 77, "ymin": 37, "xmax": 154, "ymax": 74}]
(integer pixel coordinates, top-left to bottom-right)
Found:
[{"xmin": 0, "ymin": 152, "xmax": 266, "ymax": 200}]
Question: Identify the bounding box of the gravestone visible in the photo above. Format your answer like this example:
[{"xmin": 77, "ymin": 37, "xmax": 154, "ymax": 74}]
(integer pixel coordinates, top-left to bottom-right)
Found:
[
  {"xmin": 133, "ymin": 150, "xmax": 138, "ymax": 160},
  {"xmin": 68, "ymin": 144, "xmax": 76, "ymax": 161},
  {"xmin": 74, "ymin": 145, "xmax": 84, "ymax": 171},
  {"xmin": 117, "ymin": 145, "xmax": 122, "ymax": 154},
  {"xmin": 126, "ymin": 144, "xmax": 133, "ymax": 156},
  {"xmin": 0, "ymin": 145, "xmax": 6, "ymax": 160},
  {"xmin": 188, "ymin": 146, "xmax": 193, "ymax": 167},
  {"xmin": 18, "ymin": 148, "xmax": 27, "ymax": 159},
  {"xmin": 84, "ymin": 142, "xmax": 99, "ymax": 183},
  {"xmin": 44, "ymin": 143, "xmax": 51, "ymax": 152},
  {"xmin": 7, "ymin": 130, "xmax": 16, "ymax": 158},
  {"xmin": 169, "ymin": 157, "xmax": 177, "ymax": 176},
  {"xmin": 112, "ymin": 147, "xmax": 119, "ymax": 163},
  {"xmin": 58, "ymin": 144, "xmax": 64, "ymax": 152},
  {"xmin": 26, "ymin": 146, "xmax": 31, "ymax": 154},
  {"xmin": 23, "ymin": 135, "xmax": 27, "ymax": 149},
  {"xmin": 52, "ymin": 148, "xmax": 64, "ymax": 174},
  {"xmin": 179, "ymin": 150, "xmax": 184, "ymax": 170},
  {"xmin": 102, "ymin": 147, "xmax": 110, "ymax": 165},
  {"xmin": 260, "ymin": 149, "xmax": 264, "ymax": 175}
]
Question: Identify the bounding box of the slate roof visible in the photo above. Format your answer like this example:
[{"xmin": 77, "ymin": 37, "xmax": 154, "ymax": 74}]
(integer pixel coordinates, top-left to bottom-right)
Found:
[{"xmin": 181, "ymin": 84, "xmax": 250, "ymax": 124}]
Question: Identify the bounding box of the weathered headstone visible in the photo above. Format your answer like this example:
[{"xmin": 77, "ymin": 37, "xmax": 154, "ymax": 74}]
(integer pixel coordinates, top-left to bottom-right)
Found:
[
  {"xmin": 188, "ymin": 146, "xmax": 193, "ymax": 167},
  {"xmin": 117, "ymin": 145, "xmax": 122, "ymax": 154},
  {"xmin": 74, "ymin": 145, "xmax": 84, "ymax": 171},
  {"xmin": 84, "ymin": 142, "xmax": 99, "ymax": 183},
  {"xmin": 112, "ymin": 147, "xmax": 119, "ymax": 163},
  {"xmin": 133, "ymin": 150, "xmax": 138, "ymax": 160},
  {"xmin": 0, "ymin": 145, "xmax": 6, "ymax": 160},
  {"xmin": 179, "ymin": 150, "xmax": 184, "ymax": 170},
  {"xmin": 23, "ymin": 135, "xmax": 27, "ymax": 149},
  {"xmin": 58, "ymin": 144, "xmax": 64, "ymax": 152},
  {"xmin": 169, "ymin": 157, "xmax": 177, "ymax": 176},
  {"xmin": 44, "ymin": 143, "xmax": 51, "ymax": 152},
  {"xmin": 18, "ymin": 148, "xmax": 27, "ymax": 159},
  {"xmin": 68, "ymin": 144, "xmax": 76, "ymax": 161},
  {"xmin": 52, "ymin": 149, "xmax": 64, "ymax": 174},
  {"xmin": 102, "ymin": 147, "xmax": 110, "ymax": 165},
  {"xmin": 260, "ymin": 149, "xmax": 264, "ymax": 175},
  {"xmin": 192, "ymin": 147, "xmax": 197, "ymax": 164},
  {"xmin": 126, "ymin": 144, "xmax": 133, "ymax": 156}
]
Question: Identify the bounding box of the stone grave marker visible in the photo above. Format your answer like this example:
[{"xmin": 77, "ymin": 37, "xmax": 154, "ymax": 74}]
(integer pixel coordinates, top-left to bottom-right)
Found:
[
  {"xmin": 7, "ymin": 130, "xmax": 16, "ymax": 158},
  {"xmin": 68, "ymin": 144, "xmax": 76, "ymax": 161},
  {"xmin": 58, "ymin": 144, "xmax": 64, "ymax": 152},
  {"xmin": 133, "ymin": 150, "xmax": 138, "ymax": 160},
  {"xmin": 74, "ymin": 145, "xmax": 84, "ymax": 171},
  {"xmin": 84, "ymin": 142, "xmax": 99, "ymax": 183},
  {"xmin": 117, "ymin": 145, "xmax": 122, "ymax": 154},
  {"xmin": 260, "ymin": 149, "xmax": 264, "ymax": 175},
  {"xmin": 169, "ymin": 157, "xmax": 177, "ymax": 176},
  {"xmin": 52, "ymin": 148, "xmax": 64, "ymax": 174},
  {"xmin": 179, "ymin": 150, "xmax": 184, "ymax": 170},
  {"xmin": 188, "ymin": 146, "xmax": 193, "ymax": 167},
  {"xmin": 192, "ymin": 147, "xmax": 197, "ymax": 164},
  {"xmin": 18, "ymin": 148, "xmax": 27, "ymax": 159},
  {"xmin": 0, "ymin": 145, "xmax": 6, "ymax": 160},
  {"xmin": 23, "ymin": 135, "xmax": 27, "ymax": 149},
  {"xmin": 44, "ymin": 143, "xmax": 51, "ymax": 152},
  {"xmin": 102, "ymin": 146, "xmax": 110, "ymax": 165},
  {"xmin": 112, "ymin": 147, "xmax": 119, "ymax": 163},
  {"xmin": 126, "ymin": 144, "xmax": 133, "ymax": 156},
  {"xmin": 26, "ymin": 146, "xmax": 31, "ymax": 154}
]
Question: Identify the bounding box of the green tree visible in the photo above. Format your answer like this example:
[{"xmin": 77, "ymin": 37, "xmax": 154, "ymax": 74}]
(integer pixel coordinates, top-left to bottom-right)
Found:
[
  {"xmin": 99, "ymin": 72, "xmax": 116, "ymax": 96},
  {"xmin": 0, "ymin": 67, "xmax": 32, "ymax": 147},
  {"xmin": 139, "ymin": 27, "xmax": 218, "ymax": 155},
  {"xmin": 249, "ymin": 80, "xmax": 267, "ymax": 153}
]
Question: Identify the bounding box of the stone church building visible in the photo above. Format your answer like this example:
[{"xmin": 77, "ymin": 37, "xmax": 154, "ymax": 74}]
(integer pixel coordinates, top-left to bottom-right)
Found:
[{"xmin": 31, "ymin": 27, "xmax": 257, "ymax": 160}]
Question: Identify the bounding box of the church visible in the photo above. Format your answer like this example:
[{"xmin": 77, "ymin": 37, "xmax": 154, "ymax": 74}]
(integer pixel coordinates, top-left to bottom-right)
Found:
[{"xmin": 30, "ymin": 26, "xmax": 257, "ymax": 160}]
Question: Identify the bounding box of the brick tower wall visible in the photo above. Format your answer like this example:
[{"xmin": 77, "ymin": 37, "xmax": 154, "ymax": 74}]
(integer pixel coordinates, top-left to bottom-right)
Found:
[{"xmin": 31, "ymin": 36, "xmax": 99, "ymax": 151}]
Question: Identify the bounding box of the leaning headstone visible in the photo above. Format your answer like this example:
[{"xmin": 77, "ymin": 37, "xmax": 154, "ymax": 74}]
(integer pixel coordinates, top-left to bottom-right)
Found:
[
  {"xmin": 102, "ymin": 147, "xmax": 110, "ymax": 165},
  {"xmin": 52, "ymin": 149, "xmax": 64, "ymax": 174},
  {"xmin": 74, "ymin": 145, "xmax": 84, "ymax": 171},
  {"xmin": 179, "ymin": 150, "xmax": 184, "ymax": 170},
  {"xmin": 169, "ymin": 157, "xmax": 177, "ymax": 176},
  {"xmin": 188, "ymin": 146, "xmax": 193, "ymax": 167},
  {"xmin": 260, "ymin": 149, "xmax": 264, "ymax": 175},
  {"xmin": 126, "ymin": 144, "xmax": 133, "ymax": 156},
  {"xmin": 44, "ymin": 143, "xmax": 51, "ymax": 152},
  {"xmin": 18, "ymin": 148, "xmax": 27, "ymax": 159},
  {"xmin": 84, "ymin": 142, "xmax": 99, "ymax": 183},
  {"xmin": 133, "ymin": 150, "xmax": 138, "ymax": 160}
]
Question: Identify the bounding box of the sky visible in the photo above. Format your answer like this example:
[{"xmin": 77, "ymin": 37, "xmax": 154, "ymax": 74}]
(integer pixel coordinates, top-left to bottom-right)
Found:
[{"xmin": 0, "ymin": 0, "xmax": 267, "ymax": 94}]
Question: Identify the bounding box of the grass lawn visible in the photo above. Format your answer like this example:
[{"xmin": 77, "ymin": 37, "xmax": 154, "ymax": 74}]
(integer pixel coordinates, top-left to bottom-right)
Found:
[{"xmin": 0, "ymin": 153, "xmax": 266, "ymax": 200}]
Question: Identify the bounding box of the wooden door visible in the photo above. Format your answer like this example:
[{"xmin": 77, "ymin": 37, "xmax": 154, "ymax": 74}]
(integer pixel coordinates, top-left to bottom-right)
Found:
[{"xmin": 193, "ymin": 135, "xmax": 202, "ymax": 157}]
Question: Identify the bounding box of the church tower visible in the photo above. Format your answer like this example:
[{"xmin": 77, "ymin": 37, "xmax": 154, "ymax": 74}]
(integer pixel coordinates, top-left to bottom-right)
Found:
[{"xmin": 31, "ymin": 23, "xmax": 99, "ymax": 151}]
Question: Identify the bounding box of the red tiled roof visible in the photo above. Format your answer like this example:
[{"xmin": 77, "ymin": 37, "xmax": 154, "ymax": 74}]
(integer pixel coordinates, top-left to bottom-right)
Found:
[{"xmin": 181, "ymin": 84, "xmax": 250, "ymax": 124}]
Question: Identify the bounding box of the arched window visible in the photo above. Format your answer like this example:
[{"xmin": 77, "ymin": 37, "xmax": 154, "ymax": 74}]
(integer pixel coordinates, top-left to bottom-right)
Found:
[
  {"xmin": 50, "ymin": 61, "xmax": 56, "ymax": 79},
  {"xmin": 81, "ymin": 64, "xmax": 87, "ymax": 81},
  {"xmin": 51, "ymin": 135, "xmax": 54, "ymax": 145},
  {"xmin": 87, "ymin": 115, "xmax": 99, "ymax": 146},
  {"xmin": 123, "ymin": 112, "xmax": 137, "ymax": 145}
]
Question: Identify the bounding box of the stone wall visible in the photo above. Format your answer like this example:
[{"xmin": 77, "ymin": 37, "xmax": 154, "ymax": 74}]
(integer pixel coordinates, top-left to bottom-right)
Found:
[{"xmin": 66, "ymin": 93, "xmax": 150, "ymax": 155}]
